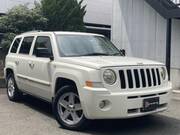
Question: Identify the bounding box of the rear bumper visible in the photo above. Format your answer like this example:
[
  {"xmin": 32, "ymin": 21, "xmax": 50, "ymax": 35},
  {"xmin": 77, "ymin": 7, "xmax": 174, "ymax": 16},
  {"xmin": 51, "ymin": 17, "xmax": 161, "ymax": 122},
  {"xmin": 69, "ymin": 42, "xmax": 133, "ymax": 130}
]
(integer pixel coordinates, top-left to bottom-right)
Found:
[{"xmin": 81, "ymin": 84, "xmax": 171, "ymax": 119}]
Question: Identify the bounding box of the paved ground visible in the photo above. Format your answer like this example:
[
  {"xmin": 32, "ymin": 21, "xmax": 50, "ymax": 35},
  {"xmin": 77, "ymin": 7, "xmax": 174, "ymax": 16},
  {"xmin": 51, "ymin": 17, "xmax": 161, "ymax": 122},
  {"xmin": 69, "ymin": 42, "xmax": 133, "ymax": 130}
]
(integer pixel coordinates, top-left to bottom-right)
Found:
[
  {"xmin": 0, "ymin": 79, "xmax": 5, "ymax": 88},
  {"xmin": 1, "ymin": 88, "xmax": 180, "ymax": 135}
]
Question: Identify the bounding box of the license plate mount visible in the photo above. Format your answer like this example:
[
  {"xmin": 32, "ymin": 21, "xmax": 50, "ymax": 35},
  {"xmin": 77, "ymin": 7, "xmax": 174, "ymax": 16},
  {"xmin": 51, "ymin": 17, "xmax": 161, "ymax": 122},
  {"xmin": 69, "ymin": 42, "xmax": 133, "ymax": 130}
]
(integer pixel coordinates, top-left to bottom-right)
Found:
[{"xmin": 141, "ymin": 97, "xmax": 159, "ymax": 112}]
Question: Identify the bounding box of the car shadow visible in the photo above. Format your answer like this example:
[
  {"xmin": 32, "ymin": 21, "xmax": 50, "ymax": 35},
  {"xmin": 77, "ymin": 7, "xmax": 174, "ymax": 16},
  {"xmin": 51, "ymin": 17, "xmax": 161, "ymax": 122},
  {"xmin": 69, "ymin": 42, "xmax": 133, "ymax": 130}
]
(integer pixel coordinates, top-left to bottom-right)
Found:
[
  {"xmin": 20, "ymin": 94, "xmax": 53, "ymax": 118},
  {"xmin": 19, "ymin": 94, "xmax": 180, "ymax": 135}
]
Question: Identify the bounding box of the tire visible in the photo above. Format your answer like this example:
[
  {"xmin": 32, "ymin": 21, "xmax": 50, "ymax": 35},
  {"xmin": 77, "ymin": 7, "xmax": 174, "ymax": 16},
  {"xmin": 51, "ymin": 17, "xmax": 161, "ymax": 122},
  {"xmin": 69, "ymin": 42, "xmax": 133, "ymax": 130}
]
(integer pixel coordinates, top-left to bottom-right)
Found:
[
  {"xmin": 53, "ymin": 85, "xmax": 88, "ymax": 130},
  {"xmin": 6, "ymin": 73, "xmax": 22, "ymax": 101}
]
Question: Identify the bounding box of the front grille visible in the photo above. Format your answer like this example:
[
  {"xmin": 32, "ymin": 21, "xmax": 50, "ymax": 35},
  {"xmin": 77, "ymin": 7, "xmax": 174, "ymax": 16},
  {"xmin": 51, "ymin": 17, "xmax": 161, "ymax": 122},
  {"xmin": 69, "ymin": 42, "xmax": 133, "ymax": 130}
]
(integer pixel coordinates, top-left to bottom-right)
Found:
[{"xmin": 119, "ymin": 68, "xmax": 162, "ymax": 89}]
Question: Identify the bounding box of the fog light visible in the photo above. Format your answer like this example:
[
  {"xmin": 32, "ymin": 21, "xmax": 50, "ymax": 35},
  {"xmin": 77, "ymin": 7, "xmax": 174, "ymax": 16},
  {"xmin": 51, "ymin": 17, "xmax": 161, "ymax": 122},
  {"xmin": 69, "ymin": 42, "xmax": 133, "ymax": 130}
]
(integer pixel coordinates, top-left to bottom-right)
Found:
[
  {"xmin": 99, "ymin": 100, "xmax": 106, "ymax": 109},
  {"xmin": 99, "ymin": 100, "xmax": 111, "ymax": 111}
]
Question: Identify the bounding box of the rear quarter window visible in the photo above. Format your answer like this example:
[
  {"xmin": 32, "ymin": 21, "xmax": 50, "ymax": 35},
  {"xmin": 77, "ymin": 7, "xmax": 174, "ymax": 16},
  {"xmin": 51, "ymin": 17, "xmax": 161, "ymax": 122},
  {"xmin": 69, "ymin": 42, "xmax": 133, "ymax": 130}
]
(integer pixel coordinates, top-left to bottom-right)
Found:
[
  {"xmin": 10, "ymin": 38, "xmax": 22, "ymax": 53},
  {"xmin": 19, "ymin": 36, "xmax": 34, "ymax": 54}
]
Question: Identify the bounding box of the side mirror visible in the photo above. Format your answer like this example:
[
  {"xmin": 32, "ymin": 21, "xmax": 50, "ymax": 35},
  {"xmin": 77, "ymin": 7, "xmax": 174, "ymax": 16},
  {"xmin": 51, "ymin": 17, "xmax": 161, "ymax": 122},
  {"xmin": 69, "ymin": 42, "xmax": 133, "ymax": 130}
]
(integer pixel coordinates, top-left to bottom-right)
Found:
[
  {"xmin": 35, "ymin": 48, "xmax": 54, "ymax": 60},
  {"xmin": 120, "ymin": 49, "xmax": 126, "ymax": 56}
]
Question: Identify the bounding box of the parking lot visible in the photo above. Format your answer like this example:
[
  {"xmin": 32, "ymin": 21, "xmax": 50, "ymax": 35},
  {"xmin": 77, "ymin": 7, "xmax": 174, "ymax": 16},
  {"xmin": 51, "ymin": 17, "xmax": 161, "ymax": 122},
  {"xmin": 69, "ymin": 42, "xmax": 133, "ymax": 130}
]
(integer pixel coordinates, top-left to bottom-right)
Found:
[{"xmin": 1, "ymin": 88, "xmax": 180, "ymax": 135}]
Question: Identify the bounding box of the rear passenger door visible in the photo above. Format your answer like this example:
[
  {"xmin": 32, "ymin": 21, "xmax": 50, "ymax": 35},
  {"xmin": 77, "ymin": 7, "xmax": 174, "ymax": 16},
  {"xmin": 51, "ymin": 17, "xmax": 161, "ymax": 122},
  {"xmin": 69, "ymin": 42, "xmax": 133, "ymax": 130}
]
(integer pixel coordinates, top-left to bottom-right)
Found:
[
  {"xmin": 7, "ymin": 37, "xmax": 22, "ymax": 87},
  {"xmin": 16, "ymin": 36, "xmax": 34, "ymax": 91},
  {"xmin": 26, "ymin": 36, "xmax": 53, "ymax": 101}
]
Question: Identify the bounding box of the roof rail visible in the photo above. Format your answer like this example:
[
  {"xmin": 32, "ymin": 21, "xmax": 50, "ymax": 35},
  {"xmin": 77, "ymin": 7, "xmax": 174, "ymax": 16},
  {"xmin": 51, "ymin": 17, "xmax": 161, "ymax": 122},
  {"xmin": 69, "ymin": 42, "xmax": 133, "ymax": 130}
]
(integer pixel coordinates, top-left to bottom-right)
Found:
[{"xmin": 21, "ymin": 30, "xmax": 43, "ymax": 34}]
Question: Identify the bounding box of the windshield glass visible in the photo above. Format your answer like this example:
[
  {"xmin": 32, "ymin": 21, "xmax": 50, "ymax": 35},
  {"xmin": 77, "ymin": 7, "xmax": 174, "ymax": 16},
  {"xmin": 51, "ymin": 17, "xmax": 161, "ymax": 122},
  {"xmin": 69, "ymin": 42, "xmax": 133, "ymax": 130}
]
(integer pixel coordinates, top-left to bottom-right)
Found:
[{"xmin": 56, "ymin": 35, "xmax": 122, "ymax": 57}]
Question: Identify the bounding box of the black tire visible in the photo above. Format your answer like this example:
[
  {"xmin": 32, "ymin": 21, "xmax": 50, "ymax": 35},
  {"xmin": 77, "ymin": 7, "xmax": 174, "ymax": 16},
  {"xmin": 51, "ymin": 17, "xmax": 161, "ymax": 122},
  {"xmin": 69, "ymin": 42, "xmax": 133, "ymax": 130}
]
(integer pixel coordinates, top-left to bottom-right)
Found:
[
  {"xmin": 6, "ymin": 73, "xmax": 22, "ymax": 101},
  {"xmin": 53, "ymin": 85, "xmax": 89, "ymax": 130}
]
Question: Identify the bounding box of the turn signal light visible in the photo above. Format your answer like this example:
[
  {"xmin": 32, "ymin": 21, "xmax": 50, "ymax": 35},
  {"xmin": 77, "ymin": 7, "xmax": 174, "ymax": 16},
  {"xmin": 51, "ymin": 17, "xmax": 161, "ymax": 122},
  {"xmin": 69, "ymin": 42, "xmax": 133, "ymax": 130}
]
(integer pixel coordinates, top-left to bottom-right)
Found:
[{"xmin": 85, "ymin": 81, "xmax": 93, "ymax": 87}]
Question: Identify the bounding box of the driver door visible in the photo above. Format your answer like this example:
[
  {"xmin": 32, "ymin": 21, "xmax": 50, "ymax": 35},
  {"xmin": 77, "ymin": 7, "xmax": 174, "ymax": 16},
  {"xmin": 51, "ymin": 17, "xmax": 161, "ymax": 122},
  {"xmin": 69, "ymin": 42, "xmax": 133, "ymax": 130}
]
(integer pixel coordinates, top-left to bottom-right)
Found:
[{"xmin": 26, "ymin": 36, "xmax": 54, "ymax": 101}]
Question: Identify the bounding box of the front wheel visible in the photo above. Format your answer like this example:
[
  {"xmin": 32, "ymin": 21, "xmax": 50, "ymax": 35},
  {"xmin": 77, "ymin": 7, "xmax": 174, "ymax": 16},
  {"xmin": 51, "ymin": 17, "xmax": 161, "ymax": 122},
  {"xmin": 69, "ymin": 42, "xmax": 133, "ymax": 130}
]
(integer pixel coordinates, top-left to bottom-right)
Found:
[{"xmin": 53, "ymin": 85, "xmax": 88, "ymax": 130}]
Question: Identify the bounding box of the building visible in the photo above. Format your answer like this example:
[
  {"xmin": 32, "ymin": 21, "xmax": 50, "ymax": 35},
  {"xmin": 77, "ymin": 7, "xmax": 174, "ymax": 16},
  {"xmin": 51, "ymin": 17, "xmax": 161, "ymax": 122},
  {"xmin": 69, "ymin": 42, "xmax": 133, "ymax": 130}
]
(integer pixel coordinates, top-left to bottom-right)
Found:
[
  {"xmin": 0, "ymin": 0, "xmax": 112, "ymax": 38},
  {"xmin": 112, "ymin": 0, "xmax": 180, "ymax": 90},
  {"xmin": 81, "ymin": 0, "xmax": 112, "ymax": 38}
]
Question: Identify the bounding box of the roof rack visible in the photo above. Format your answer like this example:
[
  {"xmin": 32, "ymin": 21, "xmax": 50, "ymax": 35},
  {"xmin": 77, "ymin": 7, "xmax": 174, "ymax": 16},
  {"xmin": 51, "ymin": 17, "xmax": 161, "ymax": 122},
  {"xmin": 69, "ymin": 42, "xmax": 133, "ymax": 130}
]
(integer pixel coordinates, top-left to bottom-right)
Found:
[{"xmin": 21, "ymin": 30, "xmax": 43, "ymax": 34}]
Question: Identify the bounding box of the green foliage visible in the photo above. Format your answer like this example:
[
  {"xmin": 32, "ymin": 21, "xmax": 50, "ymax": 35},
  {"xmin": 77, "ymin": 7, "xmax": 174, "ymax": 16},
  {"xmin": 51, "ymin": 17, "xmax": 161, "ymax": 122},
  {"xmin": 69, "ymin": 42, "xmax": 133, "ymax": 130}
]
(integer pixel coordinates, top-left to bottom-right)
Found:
[
  {"xmin": 0, "ymin": 4, "xmax": 48, "ymax": 33},
  {"xmin": 0, "ymin": 4, "xmax": 48, "ymax": 53},
  {"xmin": 41, "ymin": 0, "xmax": 86, "ymax": 31},
  {"xmin": 0, "ymin": 33, "xmax": 16, "ymax": 53},
  {"xmin": 0, "ymin": 0, "xmax": 87, "ymax": 54}
]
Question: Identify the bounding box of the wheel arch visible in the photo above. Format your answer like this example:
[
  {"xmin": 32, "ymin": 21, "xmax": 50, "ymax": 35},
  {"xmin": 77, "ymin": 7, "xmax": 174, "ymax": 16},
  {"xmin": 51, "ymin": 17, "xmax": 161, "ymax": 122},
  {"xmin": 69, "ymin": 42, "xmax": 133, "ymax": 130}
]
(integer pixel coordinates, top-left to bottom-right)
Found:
[
  {"xmin": 5, "ymin": 62, "xmax": 17, "ymax": 79},
  {"xmin": 5, "ymin": 68, "xmax": 14, "ymax": 78},
  {"xmin": 53, "ymin": 75, "xmax": 82, "ymax": 96},
  {"xmin": 54, "ymin": 77, "xmax": 78, "ymax": 95}
]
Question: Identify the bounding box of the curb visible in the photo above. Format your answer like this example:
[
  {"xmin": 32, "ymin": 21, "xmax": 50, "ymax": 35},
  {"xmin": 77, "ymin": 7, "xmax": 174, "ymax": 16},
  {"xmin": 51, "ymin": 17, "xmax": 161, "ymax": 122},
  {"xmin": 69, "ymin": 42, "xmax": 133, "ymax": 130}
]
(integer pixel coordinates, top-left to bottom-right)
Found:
[{"xmin": 0, "ymin": 78, "xmax": 6, "ymax": 88}]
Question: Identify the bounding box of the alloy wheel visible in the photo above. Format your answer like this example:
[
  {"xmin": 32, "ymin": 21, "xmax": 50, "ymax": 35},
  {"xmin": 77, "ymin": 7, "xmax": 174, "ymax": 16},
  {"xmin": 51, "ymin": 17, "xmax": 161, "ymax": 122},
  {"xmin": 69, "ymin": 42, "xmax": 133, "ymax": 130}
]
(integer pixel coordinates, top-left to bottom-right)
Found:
[
  {"xmin": 57, "ymin": 92, "xmax": 83, "ymax": 126},
  {"xmin": 7, "ymin": 78, "xmax": 15, "ymax": 97}
]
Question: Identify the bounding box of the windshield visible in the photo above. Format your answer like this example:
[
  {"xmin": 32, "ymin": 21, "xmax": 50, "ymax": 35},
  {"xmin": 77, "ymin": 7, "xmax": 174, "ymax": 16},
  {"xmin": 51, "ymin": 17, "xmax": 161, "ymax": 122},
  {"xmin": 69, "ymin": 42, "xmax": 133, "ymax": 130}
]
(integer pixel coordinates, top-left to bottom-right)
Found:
[{"xmin": 56, "ymin": 35, "xmax": 122, "ymax": 57}]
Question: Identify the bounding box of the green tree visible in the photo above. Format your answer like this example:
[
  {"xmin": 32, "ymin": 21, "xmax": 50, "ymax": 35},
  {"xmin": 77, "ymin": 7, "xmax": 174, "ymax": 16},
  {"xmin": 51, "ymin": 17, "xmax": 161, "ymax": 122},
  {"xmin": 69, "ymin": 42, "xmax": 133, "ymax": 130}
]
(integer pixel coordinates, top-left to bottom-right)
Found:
[
  {"xmin": 41, "ymin": 0, "xmax": 86, "ymax": 31},
  {"xmin": 0, "ymin": 4, "xmax": 48, "ymax": 53}
]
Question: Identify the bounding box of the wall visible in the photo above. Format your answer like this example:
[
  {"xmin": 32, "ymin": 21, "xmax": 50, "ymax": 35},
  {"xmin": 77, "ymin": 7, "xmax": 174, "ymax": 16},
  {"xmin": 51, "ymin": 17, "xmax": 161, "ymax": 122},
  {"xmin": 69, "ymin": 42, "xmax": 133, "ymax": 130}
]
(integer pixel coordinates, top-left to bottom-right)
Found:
[
  {"xmin": 112, "ymin": 0, "xmax": 180, "ymax": 89},
  {"xmin": 82, "ymin": 0, "xmax": 112, "ymax": 25}
]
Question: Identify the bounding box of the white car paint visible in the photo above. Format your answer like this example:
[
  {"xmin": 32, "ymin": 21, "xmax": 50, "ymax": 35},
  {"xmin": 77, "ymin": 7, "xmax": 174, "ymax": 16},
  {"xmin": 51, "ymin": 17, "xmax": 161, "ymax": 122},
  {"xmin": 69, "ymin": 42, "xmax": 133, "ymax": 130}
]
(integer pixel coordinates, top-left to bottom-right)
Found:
[{"xmin": 5, "ymin": 31, "xmax": 171, "ymax": 119}]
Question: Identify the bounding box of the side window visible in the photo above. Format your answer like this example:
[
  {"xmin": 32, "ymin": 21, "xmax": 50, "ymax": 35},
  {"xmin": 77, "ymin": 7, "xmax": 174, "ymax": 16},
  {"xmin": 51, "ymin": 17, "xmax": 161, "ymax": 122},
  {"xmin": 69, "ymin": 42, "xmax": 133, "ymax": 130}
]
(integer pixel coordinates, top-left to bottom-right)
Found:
[
  {"xmin": 19, "ymin": 36, "xmax": 34, "ymax": 54},
  {"xmin": 10, "ymin": 38, "xmax": 21, "ymax": 53},
  {"xmin": 33, "ymin": 36, "xmax": 53, "ymax": 58}
]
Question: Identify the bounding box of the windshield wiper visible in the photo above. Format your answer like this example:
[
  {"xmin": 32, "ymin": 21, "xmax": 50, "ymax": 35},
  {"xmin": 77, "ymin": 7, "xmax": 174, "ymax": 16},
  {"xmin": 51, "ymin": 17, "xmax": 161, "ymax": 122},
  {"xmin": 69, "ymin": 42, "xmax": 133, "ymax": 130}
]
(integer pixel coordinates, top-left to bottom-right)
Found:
[
  {"xmin": 82, "ymin": 53, "xmax": 110, "ymax": 56},
  {"xmin": 111, "ymin": 52, "xmax": 124, "ymax": 56}
]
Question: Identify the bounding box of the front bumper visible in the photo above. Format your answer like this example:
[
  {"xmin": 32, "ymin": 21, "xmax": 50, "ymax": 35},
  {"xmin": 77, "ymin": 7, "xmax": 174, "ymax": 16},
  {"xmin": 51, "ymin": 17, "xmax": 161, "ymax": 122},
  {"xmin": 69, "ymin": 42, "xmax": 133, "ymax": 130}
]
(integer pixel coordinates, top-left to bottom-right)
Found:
[{"xmin": 81, "ymin": 84, "xmax": 171, "ymax": 119}]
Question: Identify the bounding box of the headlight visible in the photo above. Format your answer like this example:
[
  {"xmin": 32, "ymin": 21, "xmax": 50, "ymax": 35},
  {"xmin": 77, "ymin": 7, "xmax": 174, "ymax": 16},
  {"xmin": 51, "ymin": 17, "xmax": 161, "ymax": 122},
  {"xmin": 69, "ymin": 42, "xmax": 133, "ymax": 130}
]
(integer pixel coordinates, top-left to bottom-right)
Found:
[
  {"xmin": 160, "ymin": 67, "xmax": 166, "ymax": 80},
  {"xmin": 103, "ymin": 69, "xmax": 117, "ymax": 85}
]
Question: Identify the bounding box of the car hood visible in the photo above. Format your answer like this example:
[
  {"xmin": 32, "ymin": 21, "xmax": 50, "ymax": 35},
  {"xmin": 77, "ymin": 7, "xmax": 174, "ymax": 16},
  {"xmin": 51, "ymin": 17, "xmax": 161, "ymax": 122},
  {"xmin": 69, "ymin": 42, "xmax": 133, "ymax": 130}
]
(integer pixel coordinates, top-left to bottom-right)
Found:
[{"xmin": 59, "ymin": 56, "xmax": 164, "ymax": 69}]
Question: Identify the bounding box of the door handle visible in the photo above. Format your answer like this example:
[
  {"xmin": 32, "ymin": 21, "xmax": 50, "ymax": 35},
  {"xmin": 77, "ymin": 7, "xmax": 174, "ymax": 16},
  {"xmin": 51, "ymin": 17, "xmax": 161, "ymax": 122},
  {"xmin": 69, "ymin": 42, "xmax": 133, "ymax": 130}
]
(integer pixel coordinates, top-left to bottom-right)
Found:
[
  {"xmin": 15, "ymin": 61, "xmax": 19, "ymax": 65},
  {"xmin": 28, "ymin": 61, "xmax": 34, "ymax": 69}
]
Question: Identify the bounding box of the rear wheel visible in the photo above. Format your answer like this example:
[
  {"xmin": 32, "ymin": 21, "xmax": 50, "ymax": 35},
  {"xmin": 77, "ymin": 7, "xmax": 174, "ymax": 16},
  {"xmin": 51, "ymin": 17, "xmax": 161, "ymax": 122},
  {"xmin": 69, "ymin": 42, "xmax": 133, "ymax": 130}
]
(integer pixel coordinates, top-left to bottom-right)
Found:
[
  {"xmin": 53, "ymin": 85, "xmax": 88, "ymax": 130},
  {"xmin": 7, "ymin": 74, "xmax": 22, "ymax": 101}
]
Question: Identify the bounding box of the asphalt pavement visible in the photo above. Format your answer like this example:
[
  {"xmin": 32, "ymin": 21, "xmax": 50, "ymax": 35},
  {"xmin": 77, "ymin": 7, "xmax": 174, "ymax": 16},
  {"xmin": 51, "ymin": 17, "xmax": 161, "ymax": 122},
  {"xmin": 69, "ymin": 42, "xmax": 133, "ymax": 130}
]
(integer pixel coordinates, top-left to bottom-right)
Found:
[{"xmin": 0, "ymin": 88, "xmax": 180, "ymax": 135}]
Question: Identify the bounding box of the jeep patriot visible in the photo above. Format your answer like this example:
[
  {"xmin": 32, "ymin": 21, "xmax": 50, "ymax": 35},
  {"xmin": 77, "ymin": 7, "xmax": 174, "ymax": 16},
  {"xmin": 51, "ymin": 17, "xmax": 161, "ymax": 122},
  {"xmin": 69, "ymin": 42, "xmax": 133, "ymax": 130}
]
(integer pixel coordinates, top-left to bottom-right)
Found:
[{"xmin": 4, "ymin": 31, "xmax": 172, "ymax": 130}]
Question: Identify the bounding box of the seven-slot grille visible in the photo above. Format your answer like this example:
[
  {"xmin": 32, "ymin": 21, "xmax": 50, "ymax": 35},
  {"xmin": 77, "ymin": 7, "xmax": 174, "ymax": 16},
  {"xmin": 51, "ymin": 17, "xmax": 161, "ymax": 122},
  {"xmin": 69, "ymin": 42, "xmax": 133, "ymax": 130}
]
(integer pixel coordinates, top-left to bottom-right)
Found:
[{"xmin": 119, "ymin": 68, "xmax": 162, "ymax": 89}]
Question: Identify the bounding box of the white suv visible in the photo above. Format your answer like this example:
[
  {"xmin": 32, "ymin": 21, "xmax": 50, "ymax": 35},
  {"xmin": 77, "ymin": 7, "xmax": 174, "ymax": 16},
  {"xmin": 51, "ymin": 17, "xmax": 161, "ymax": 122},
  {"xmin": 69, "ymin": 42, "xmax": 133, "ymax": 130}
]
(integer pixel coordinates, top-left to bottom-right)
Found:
[{"xmin": 4, "ymin": 31, "xmax": 171, "ymax": 130}]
